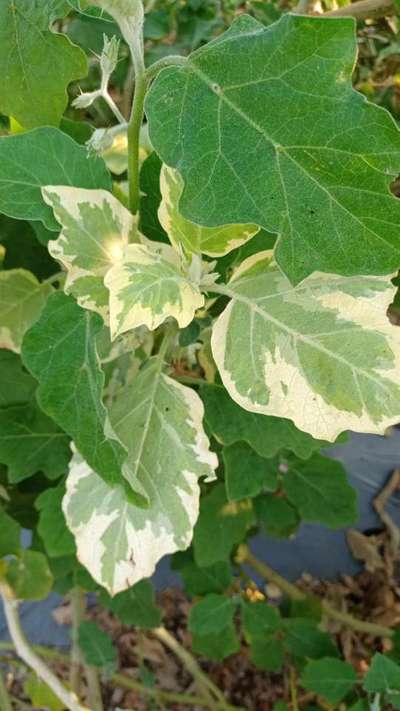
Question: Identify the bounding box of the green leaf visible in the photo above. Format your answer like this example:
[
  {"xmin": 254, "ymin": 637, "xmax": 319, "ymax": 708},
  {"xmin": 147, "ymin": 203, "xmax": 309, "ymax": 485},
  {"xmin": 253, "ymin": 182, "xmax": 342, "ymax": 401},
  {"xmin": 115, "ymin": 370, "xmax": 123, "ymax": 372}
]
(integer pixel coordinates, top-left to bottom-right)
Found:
[
  {"xmin": 146, "ymin": 13, "xmax": 400, "ymax": 284},
  {"xmin": 301, "ymin": 657, "xmax": 357, "ymax": 703},
  {"xmin": 0, "ymin": 128, "xmax": 111, "ymax": 230},
  {"xmin": 63, "ymin": 363, "xmax": 217, "ymax": 594},
  {"xmin": 364, "ymin": 654, "xmax": 400, "ymax": 695},
  {"xmin": 189, "ymin": 593, "xmax": 237, "ymax": 636},
  {"xmin": 284, "ymin": 619, "xmax": 338, "ymax": 660},
  {"xmin": 0, "ymin": 351, "xmax": 36, "ymax": 408},
  {"xmin": 223, "ymin": 442, "xmax": 278, "ymax": 501},
  {"xmin": 35, "ymin": 484, "xmax": 76, "ymax": 558},
  {"xmin": 105, "ymin": 243, "xmax": 204, "ymax": 339},
  {"xmin": 139, "ymin": 152, "xmax": 168, "ymax": 243},
  {"xmin": 5, "ymin": 549, "xmax": 53, "ymax": 600},
  {"xmin": 211, "ymin": 251, "xmax": 400, "ymax": 441},
  {"xmin": 0, "ymin": 402, "xmax": 71, "ymax": 483},
  {"xmin": 24, "ymin": 674, "xmax": 64, "ymax": 711},
  {"xmin": 158, "ymin": 164, "xmax": 259, "ymax": 257},
  {"xmin": 0, "ymin": 509, "xmax": 21, "ymax": 558},
  {"xmin": 0, "ymin": 269, "xmax": 52, "ymax": 352},
  {"xmin": 0, "ymin": 1, "xmax": 87, "ymax": 129},
  {"xmin": 78, "ymin": 620, "xmax": 117, "ymax": 671},
  {"xmin": 242, "ymin": 600, "xmax": 281, "ymax": 637},
  {"xmin": 254, "ymin": 494, "xmax": 300, "ymax": 539},
  {"xmin": 43, "ymin": 186, "xmax": 137, "ymax": 316},
  {"xmin": 283, "ymin": 454, "xmax": 357, "ymax": 528},
  {"xmin": 249, "ymin": 635, "xmax": 285, "ymax": 672},
  {"xmin": 0, "ymin": 215, "xmax": 57, "ymax": 278},
  {"xmin": 100, "ymin": 580, "xmax": 162, "ymax": 629},
  {"xmin": 193, "ymin": 482, "xmax": 255, "ymax": 567},
  {"xmin": 200, "ymin": 385, "xmax": 326, "ymax": 460},
  {"xmin": 189, "ymin": 594, "xmax": 240, "ymax": 661},
  {"xmin": 172, "ymin": 551, "xmax": 233, "ymax": 595},
  {"xmin": 22, "ymin": 292, "xmax": 127, "ymax": 487}
]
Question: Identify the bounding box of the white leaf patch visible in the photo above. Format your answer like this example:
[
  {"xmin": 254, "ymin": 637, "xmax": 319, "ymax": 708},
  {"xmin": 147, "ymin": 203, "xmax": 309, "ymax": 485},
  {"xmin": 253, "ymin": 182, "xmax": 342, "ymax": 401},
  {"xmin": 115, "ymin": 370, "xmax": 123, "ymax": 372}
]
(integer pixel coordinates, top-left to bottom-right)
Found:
[
  {"xmin": 0, "ymin": 269, "xmax": 52, "ymax": 353},
  {"xmin": 63, "ymin": 364, "xmax": 217, "ymax": 594},
  {"xmin": 42, "ymin": 186, "xmax": 138, "ymax": 318},
  {"xmin": 158, "ymin": 165, "xmax": 259, "ymax": 257},
  {"xmin": 211, "ymin": 251, "xmax": 400, "ymax": 441},
  {"xmin": 105, "ymin": 243, "xmax": 204, "ymax": 339}
]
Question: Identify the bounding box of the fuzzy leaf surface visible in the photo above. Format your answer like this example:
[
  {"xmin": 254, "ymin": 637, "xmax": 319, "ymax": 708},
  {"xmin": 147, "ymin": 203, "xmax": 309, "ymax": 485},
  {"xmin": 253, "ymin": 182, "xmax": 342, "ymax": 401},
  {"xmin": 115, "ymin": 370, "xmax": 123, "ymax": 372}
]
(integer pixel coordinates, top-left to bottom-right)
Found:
[
  {"xmin": 0, "ymin": 1, "xmax": 87, "ymax": 128},
  {"xmin": 146, "ymin": 13, "xmax": 400, "ymax": 283},
  {"xmin": 301, "ymin": 657, "xmax": 357, "ymax": 703},
  {"xmin": 22, "ymin": 293, "xmax": 126, "ymax": 486},
  {"xmin": 158, "ymin": 165, "xmax": 259, "ymax": 257},
  {"xmin": 105, "ymin": 243, "xmax": 204, "ymax": 338},
  {"xmin": 0, "ymin": 269, "xmax": 52, "ymax": 353},
  {"xmin": 211, "ymin": 252, "xmax": 400, "ymax": 441},
  {"xmin": 43, "ymin": 187, "xmax": 136, "ymax": 317}
]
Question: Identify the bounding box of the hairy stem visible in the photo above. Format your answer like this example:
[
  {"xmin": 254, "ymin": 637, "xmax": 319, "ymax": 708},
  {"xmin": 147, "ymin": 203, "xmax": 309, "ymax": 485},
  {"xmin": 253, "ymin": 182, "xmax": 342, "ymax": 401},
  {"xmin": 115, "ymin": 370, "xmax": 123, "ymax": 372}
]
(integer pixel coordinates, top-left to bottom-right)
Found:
[
  {"xmin": 69, "ymin": 588, "xmax": 84, "ymax": 699},
  {"xmin": 153, "ymin": 627, "xmax": 238, "ymax": 710},
  {"xmin": 0, "ymin": 587, "xmax": 86, "ymax": 711},
  {"xmin": 239, "ymin": 547, "xmax": 394, "ymax": 638},
  {"xmin": 101, "ymin": 90, "xmax": 126, "ymax": 125},
  {"xmin": 0, "ymin": 670, "xmax": 12, "ymax": 711},
  {"xmin": 324, "ymin": 0, "xmax": 395, "ymax": 19},
  {"xmin": 86, "ymin": 666, "xmax": 104, "ymax": 711},
  {"xmin": 127, "ymin": 37, "xmax": 147, "ymax": 214}
]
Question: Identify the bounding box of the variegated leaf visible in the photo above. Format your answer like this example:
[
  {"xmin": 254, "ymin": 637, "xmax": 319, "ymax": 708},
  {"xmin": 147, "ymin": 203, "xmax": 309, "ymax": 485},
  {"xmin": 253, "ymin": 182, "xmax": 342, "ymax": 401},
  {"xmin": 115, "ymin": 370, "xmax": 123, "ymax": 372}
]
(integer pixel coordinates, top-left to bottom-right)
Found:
[
  {"xmin": 159, "ymin": 165, "xmax": 259, "ymax": 257},
  {"xmin": 211, "ymin": 251, "xmax": 400, "ymax": 441},
  {"xmin": 42, "ymin": 187, "xmax": 138, "ymax": 318},
  {"xmin": 105, "ymin": 243, "xmax": 204, "ymax": 339},
  {"xmin": 63, "ymin": 362, "xmax": 217, "ymax": 594},
  {"xmin": 0, "ymin": 269, "xmax": 52, "ymax": 352}
]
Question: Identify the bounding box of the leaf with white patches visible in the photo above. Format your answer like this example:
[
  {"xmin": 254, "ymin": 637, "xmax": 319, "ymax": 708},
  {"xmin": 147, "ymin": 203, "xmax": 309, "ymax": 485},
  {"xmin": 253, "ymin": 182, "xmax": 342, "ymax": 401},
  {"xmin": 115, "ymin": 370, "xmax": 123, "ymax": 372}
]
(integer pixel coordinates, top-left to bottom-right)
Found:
[
  {"xmin": 159, "ymin": 165, "xmax": 259, "ymax": 257},
  {"xmin": 105, "ymin": 243, "xmax": 204, "ymax": 339},
  {"xmin": 0, "ymin": 269, "xmax": 52, "ymax": 353},
  {"xmin": 211, "ymin": 251, "xmax": 400, "ymax": 441},
  {"xmin": 42, "ymin": 187, "xmax": 137, "ymax": 317},
  {"xmin": 63, "ymin": 364, "xmax": 217, "ymax": 594}
]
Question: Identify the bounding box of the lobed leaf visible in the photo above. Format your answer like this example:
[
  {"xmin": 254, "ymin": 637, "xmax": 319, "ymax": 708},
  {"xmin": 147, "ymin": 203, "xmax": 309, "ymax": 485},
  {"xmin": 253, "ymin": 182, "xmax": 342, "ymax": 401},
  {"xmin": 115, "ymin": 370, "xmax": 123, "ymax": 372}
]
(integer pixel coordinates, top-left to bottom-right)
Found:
[
  {"xmin": 211, "ymin": 251, "xmax": 400, "ymax": 441},
  {"xmin": 146, "ymin": 13, "xmax": 400, "ymax": 284}
]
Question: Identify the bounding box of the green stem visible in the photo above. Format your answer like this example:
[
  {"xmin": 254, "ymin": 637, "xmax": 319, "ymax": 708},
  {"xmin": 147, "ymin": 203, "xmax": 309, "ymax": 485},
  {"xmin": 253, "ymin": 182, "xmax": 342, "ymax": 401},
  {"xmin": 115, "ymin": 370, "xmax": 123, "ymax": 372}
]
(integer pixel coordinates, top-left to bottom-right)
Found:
[
  {"xmin": 69, "ymin": 588, "xmax": 84, "ymax": 699},
  {"xmin": 86, "ymin": 665, "xmax": 104, "ymax": 711},
  {"xmin": 145, "ymin": 54, "xmax": 187, "ymax": 82},
  {"xmin": 127, "ymin": 39, "xmax": 147, "ymax": 214},
  {"xmin": 0, "ymin": 670, "xmax": 12, "ymax": 711},
  {"xmin": 153, "ymin": 627, "xmax": 238, "ymax": 711},
  {"xmin": 0, "ymin": 643, "xmax": 228, "ymax": 710},
  {"xmin": 240, "ymin": 547, "xmax": 394, "ymax": 639}
]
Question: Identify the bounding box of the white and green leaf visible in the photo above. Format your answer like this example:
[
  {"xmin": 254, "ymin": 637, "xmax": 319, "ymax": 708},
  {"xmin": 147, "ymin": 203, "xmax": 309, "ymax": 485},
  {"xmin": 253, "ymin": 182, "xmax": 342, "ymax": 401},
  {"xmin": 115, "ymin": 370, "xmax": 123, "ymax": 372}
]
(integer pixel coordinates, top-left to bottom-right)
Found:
[
  {"xmin": 105, "ymin": 243, "xmax": 204, "ymax": 339},
  {"xmin": 158, "ymin": 165, "xmax": 259, "ymax": 257},
  {"xmin": 43, "ymin": 186, "xmax": 138, "ymax": 317},
  {"xmin": 63, "ymin": 362, "xmax": 217, "ymax": 594},
  {"xmin": 0, "ymin": 269, "xmax": 52, "ymax": 352},
  {"xmin": 211, "ymin": 251, "xmax": 400, "ymax": 441}
]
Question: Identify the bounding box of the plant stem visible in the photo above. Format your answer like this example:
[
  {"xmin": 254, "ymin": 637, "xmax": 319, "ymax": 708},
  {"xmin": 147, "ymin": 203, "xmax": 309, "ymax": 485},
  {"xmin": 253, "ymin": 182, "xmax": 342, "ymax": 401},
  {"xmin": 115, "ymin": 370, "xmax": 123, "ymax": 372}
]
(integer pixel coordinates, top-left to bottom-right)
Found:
[
  {"xmin": 323, "ymin": 0, "xmax": 394, "ymax": 19},
  {"xmin": 0, "ymin": 643, "xmax": 229, "ymax": 710},
  {"xmin": 145, "ymin": 54, "xmax": 187, "ymax": 82},
  {"xmin": 0, "ymin": 670, "xmax": 12, "ymax": 711},
  {"xmin": 86, "ymin": 666, "xmax": 103, "ymax": 711},
  {"xmin": 127, "ymin": 35, "xmax": 147, "ymax": 214},
  {"xmin": 101, "ymin": 89, "xmax": 126, "ymax": 125},
  {"xmin": 0, "ymin": 587, "xmax": 86, "ymax": 711},
  {"xmin": 289, "ymin": 667, "xmax": 299, "ymax": 711},
  {"xmin": 153, "ymin": 627, "xmax": 238, "ymax": 711},
  {"xmin": 69, "ymin": 588, "xmax": 85, "ymax": 700},
  {"xmin": 239, "ymin": 547, "xmax": 394, "ymax": 639}
]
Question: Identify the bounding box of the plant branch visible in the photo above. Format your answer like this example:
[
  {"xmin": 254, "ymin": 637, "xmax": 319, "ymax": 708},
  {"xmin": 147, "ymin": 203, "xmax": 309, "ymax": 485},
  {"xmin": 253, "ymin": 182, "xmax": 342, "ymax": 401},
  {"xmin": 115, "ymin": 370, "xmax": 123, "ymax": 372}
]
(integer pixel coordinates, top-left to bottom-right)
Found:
[
  {"xmin": 85, "ymin": 666, "xmax": 103, "ymax": 711},
  {"xmin": 0, "ymin": 642, "xmax": 230, "ymax": 710},
  {"xmin": 239, "ymin": 546, "xmax": 394, "ymax": 639},
  {"xmin": 0, "ymin": 670, "xmax": 12, "ymax": 711},
  {"xmin": 0, "ymin": 587, "xmax": 86, "ymax": 711},
  {"xmin": 69, "ymin": 588, "xmax": 84, "ymax": 699},
  {"xmin": 153, "ymin": 626, "xmax": 239, "ymax": 711},
  {"xmin": 323, "ymin": 0, "xmax": 395, "ymax": 20},
  {"xmin": 127, "ymin": 32, "xmax": 147, "ymax": 214},
  {"xmin": 101, "ymin": 89, "xmax": 126, "ymax": 124}
]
